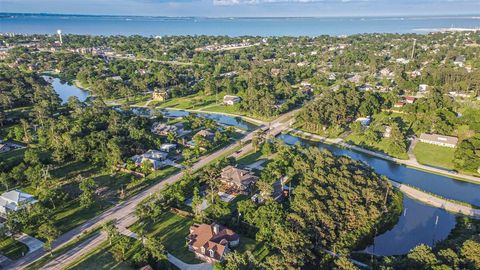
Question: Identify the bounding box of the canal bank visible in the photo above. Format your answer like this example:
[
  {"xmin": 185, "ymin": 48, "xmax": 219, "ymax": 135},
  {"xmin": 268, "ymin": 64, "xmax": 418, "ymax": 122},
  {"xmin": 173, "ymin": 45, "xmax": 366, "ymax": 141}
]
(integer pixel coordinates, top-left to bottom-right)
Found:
[{"xmin": 285, "ymin": 128, "xmax": 480, "ymax": 185}]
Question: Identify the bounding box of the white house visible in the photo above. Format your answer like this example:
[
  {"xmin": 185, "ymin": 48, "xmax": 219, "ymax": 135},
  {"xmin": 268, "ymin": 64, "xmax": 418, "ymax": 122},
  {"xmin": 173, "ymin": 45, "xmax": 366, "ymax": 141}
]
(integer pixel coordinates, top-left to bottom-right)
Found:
[
  {"xmin": 160, "ymin": 143, "xmax": 177, "ymax": 153},
  {"xmin": 223, "ymin": 95, "xmax": 241, "ymax": 106},
  {"xmin": 355, "ymin": 116, "xmax": 371, "ymax": 127},
  {"xmin": 131, "ymin": 150, "xmax": 168, "ymax": 170},
  {"xmin": 418, "ymin": 84, "xmax": 429, "ymax": 92},
  {"xmin": 0, "ymin": 190, "xmax": 38, "ymax": 215}
]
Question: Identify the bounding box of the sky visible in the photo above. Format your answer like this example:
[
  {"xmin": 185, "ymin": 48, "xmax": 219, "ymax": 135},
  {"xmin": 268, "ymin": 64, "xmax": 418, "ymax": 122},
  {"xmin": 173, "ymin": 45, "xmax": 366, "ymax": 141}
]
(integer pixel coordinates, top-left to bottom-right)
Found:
[{"xmin": 1, "ymin": 0, "xmax": 479, "ymax": 17}]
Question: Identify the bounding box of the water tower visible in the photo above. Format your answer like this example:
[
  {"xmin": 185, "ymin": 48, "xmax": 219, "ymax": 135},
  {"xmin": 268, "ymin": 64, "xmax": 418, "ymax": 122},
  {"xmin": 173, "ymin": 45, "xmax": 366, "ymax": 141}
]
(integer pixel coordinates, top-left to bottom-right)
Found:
[{"xmin": 57, "ymin": 29, "xmax": 63, "ymax": 44}]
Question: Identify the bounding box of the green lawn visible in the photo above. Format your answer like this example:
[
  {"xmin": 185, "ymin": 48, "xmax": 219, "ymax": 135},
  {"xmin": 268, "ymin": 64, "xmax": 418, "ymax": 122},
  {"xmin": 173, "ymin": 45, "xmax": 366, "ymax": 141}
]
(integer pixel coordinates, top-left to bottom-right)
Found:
[
  {"xmin": 236, "ymin": 151, "xmax": 264, "ymax": 165},
  {"xmin": 66, "ymin": 240, "xmax": 136, "ymax": 270},
  {"xmin": 157, "ymin": 93, "xmax": 219, "ymax": 110},
  {"xmin": 236, "ymin": 235, "xmax": 269, "ymax": 261},
  {"xmin": 0, "ymin": 148, "xmax": 26, "ymax": 170},
  {"xmin": 0, "ymin": 237, "xmax": 29, "ymax": 260},
  {"xmin": 130, "ymin": 211, "xmax": 200, "ymax": 264},
  {"xmin": 413, "ymin": 142, "xmax": 455, "ymax": 170}
]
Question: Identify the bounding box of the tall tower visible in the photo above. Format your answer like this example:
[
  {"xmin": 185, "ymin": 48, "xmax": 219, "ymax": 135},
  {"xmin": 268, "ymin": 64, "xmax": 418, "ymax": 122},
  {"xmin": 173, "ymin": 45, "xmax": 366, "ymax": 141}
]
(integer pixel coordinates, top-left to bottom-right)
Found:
[
  {"xmin": 410, "ymin": 39, "xmax": 416, "ymax": 60},
  {"xmin": 57, "ymin": 29, "xmax": 63, "ymax": 45}
]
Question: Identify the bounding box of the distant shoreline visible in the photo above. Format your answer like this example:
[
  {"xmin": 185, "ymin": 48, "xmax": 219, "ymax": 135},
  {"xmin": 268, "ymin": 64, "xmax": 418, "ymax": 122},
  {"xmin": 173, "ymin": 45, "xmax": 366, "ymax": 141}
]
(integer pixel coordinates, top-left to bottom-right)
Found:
[{"xmin": 1, "ymin": 12, "xmax": 480, "ymax": 20}]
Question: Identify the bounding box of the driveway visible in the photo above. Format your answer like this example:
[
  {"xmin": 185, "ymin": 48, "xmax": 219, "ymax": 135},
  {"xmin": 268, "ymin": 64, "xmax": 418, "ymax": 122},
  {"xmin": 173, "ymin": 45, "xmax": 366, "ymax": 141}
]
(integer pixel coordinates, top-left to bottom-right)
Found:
[
  {"xmin": 167, "ymin": 253, "xmax": 213, "ymax": 270},
  {"xmin": 16, "ymin": 234, "xmax": 44, "ymax": 254}
]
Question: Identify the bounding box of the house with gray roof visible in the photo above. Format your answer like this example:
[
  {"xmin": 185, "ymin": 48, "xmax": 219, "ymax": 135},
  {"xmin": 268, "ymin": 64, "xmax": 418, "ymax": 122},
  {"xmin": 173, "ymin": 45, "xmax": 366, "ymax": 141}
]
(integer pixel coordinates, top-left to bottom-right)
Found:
[{"xmin": 0, "ymin": 190, "xmax": 38, "ymax": 216}]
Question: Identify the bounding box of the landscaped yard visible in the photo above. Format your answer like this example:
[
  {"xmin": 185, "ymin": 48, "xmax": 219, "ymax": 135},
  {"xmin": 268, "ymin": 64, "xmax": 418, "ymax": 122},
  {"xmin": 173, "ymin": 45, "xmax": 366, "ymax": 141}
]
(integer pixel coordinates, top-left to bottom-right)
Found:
[
  {"xmin": 130, "ymin": 211, "xmax": 200, "ymax": 264},
  {"xmin": 413, "ymin": 142, "xmax": 455, "ymax": 170},
  {"xmin": 0, "ymin": 237, "xmax": 29, "ymax": 260}
]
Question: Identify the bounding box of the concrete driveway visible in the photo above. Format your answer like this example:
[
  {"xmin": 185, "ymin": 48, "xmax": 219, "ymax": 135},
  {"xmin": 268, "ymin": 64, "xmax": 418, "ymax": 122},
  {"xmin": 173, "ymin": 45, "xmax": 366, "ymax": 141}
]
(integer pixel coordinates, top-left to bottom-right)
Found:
[{"xmin": 16, "ymin": 234, "xmax": 44, "ymax": 254}]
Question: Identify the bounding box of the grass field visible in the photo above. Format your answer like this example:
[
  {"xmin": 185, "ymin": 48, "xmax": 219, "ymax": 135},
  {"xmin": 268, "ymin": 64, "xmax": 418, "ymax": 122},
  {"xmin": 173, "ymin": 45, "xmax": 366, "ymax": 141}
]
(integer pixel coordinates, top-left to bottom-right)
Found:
[
  {"xmin": 130, "ymin": 211, "xmax": 199, "ymax": 264},
  {"xmin": 413, "ymin": 142, "xmax": 455, "ymax": 170},
  {"xmin": 157, "ymin": 93, "xmax": 219, "ymax": 110},
  {"xmin": 0, "ymin": 238, "xmax": 29, "ymax": 260}
]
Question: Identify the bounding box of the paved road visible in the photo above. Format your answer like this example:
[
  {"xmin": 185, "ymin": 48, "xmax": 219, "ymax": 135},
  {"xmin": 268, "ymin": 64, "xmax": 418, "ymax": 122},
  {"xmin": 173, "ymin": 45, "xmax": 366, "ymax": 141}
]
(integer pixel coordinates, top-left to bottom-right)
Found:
[{"xmin": 8, "ymin": 109, "xmax": 296, "ymax": 270}]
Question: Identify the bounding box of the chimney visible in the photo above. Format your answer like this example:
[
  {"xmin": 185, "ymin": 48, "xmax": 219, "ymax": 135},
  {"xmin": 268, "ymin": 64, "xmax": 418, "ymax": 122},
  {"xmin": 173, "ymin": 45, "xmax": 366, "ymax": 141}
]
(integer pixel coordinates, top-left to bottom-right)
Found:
[{"xmin": 213, "ymin": 224, "xmax": 220, "ymax": 235}]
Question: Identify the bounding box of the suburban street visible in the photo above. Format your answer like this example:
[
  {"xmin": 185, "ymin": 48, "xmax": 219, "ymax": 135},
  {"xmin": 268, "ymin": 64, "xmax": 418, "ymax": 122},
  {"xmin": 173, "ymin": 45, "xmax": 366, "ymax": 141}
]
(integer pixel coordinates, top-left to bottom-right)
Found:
[
  {"xmin": 5, "ymin": 107, "xmax": 479, "ymax": 269},
  {"xmin": 6, "ymin": 109, "xmax": 296, "ymax": 270}
]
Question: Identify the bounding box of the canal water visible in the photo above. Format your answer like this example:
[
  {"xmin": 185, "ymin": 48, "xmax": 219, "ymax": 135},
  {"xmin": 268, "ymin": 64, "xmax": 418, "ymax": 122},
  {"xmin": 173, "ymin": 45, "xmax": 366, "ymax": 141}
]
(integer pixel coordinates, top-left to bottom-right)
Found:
[
  {"xmin": 277, "ymin": 133, "xmax": 463, "ymax": 255},
  {"xmin": 44, "ymin": 76, "xmax": 89, "ymax": 104},
  {"xmin": 278, "ymin": 133, "xmax": 480, "ymax": 206},
  {"xmin": 161, "ymin": 109, "xmax": 257, "ymax": 131},
  {"xmin": 46, "ymin": 79, "xmax": 465, "ymax": 255}
]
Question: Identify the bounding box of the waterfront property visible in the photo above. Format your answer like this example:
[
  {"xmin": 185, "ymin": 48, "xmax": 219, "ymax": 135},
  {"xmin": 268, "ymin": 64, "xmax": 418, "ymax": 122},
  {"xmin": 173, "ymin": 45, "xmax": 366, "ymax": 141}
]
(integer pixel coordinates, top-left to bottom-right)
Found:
[
  {"xmin": 187, "ymin": 223, "xmax": 239, "ymax": 263},
  {"xmin": 0, "ymin": 190, "xmax": 38, "ymax": 216},
  {"xmin": 223, "ymin": 95, "xmax": 241, "ymax": 106},
  {"xmin": 220, "ymin": 165, "xmax": 259, "ymax": 194},
  {"xmin": 419, "ymin": 133, "xmax": 458, "ymax": 148}
]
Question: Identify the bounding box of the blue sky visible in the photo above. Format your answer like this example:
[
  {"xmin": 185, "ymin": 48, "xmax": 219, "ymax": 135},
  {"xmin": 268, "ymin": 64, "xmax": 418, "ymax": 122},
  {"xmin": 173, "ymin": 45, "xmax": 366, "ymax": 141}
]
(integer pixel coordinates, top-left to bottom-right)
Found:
[{"xmin": 1, "ymin": 0, "xmax": 479, "ymax": 17}]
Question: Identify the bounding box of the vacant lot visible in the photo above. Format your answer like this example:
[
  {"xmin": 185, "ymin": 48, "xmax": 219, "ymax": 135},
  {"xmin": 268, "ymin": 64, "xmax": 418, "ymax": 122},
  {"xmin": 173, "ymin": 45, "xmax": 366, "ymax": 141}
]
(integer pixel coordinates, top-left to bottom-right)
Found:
[{"xmin": 413, "ymin": 142, "xmax": 455, "ymax": 170}]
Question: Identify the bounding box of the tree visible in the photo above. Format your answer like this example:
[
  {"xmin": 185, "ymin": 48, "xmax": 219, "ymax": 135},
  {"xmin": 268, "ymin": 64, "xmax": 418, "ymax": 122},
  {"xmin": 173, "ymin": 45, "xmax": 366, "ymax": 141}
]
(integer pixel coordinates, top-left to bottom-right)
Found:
[
  {"xmin": 79, "ymin": 177, "xmax": 97, "ymax": 208},
  {"xmin": 191, "ymin": 185, "xmax": 203, "ymax": 218},
  {"xmin": 38, "ymin": 222, "xmax": 60, "ymax": 255},
  {"xmin": 144, "ymin": 236, "xmax": 167, "ymax": 261},
  {"xmin": 334, "ymin": 257, "xmax": 360, "ymax": 270},
  {"xmin": 460, "ymin": 240, "xmax": 480, "ymax": 269},
  {"xmin": 406, "ymin": 244, "xmax": 439, "ymax": 269},
  {"xmin": 111, "ymin": 235, "xmax": 132, "ymax": 262},
  {"xmin": 454, "ymin": 134, "xmax": 480, "ymax": 173},
  {"xmin": 102, "ymin": 221, "xmax": 119, "ymax": 245}
]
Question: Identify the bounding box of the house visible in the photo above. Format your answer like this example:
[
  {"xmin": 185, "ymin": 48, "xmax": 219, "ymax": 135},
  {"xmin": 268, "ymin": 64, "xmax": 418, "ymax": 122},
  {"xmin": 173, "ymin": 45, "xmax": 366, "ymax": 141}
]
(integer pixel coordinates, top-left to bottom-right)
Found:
[
  {"xmin": 394, "ymin": 102, "xmax": 405, "ymax": 108},
  {"xmin": 0, "ymin": 143, "xmax": 11, "ymax": 153},
  {"xmin": 357, "ymin": 84, "xmax": 372, "ymax": 92},
  {"xmin": 418, "ymin": 84, "xmax": 429, "ymax": 92},
  {"xmin": 405, "ymin": 96, "xmax": 416, "ymax": 104},
  {"xmin": 0, "ymin": 190, "xmax": 38, "ymax": 215},
  {"xmin": 131, "ymin": 150, "xmax": 168, "ymax": 170},
  {"xmin": 355, "ymin": 116, "xmax": 371, "ymax": 127},
  {"xmin": 151, "ymin": 122, "xmax": 184, "ymax": 136},
  {"xmin": 160, "ymin": 143, "xmax": 177, "ymax": 153},
  {"xmin": 187, "ymin": 223, "xmax": 239, "ymax": 263},
  {"xmin": 383, "ymin": 126, "xmax": 392, "ymax": 138},
  {"xmin": 419, "ymin": 133, "xmax": 458, "ymax": 148},
  {"xmin": 219, "ymin": 166, "xmax": 259, "ymax": 193},
  {"xmin": 223, "ymin": 95, "xmax": 241, "ymax": 106},
  {"xmin": 152, "ymin": 89, "xmax": 169, "ymax": 101},
  {"xmin": 195, "ymin": 129, "xmax": 215, "ymax": 140},
  {"xmin": 453, "ymin": 55, "xmax": 465, "ymax": 67}
]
